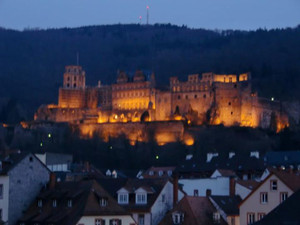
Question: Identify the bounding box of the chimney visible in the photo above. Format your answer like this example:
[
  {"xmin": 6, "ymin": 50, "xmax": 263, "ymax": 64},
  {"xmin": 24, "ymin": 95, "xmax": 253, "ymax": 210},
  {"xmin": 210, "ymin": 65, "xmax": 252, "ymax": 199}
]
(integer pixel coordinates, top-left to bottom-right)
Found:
[
  {"xmin": 229, "ymin": 177, "xmax": 236, "ymax": 196},
  {"xmin": 206, "ymin": 189, "xmax": 212, "ymax": 197},
  {"xmin": 250, "ymin": 151, "xmax": 259, "ymax": 159},
  {"xmin": 229, "ymin": 152, "xmax": 235, "ymax": 159},
  {"xmin": 173, "ymin": 173, "xmax": 179, "ymax": 207},
  {"xmin": 49, "ymin": 173, "xmax": 56, "ymax": 189},
  {"xmin": 207, "ymin": 153, "xmax": 219, "ymax": 163}
]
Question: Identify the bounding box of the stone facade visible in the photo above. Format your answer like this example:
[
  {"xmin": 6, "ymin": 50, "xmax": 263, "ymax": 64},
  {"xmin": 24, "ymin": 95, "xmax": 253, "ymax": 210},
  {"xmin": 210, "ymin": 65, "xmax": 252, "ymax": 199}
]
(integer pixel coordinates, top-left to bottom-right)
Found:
[
  {"xmin": 35, "ymin": 65, "xmax": 288, "ymax": 132},
  {"xmin": 0, "ymin": 153, "xmax": 50, "ymax": 225}
]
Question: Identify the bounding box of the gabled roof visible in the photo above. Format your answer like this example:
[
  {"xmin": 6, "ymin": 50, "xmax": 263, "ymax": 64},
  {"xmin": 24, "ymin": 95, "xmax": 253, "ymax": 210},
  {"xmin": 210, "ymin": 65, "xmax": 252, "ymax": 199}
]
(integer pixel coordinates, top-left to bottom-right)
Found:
[
  {"xmin": 235, "ymin": 180, "xmax": 260, "ymax": 190},
  {"xmin": 209, "ymin": 195, "xmax": 242, "ymax": 216},
  {"xmin": 239, "ymin": 168, "xmax": 300, "ymax": 207},
  {"xmin": 159, "ymin": 196, "xmax": 227, "ymax": 225},
  {"xmin": 19, "ymin": 180, "xmax": 130, "ymax": 225},
  {"xmin": 98, "ymin": 178, "xmax": 169, "ymax": 213},
  {"xmin": 253, "ymin": 189, "xmax": 300, "ymax": 225},
  {"xmin": 0, "ymin": 152, "xmax": 49, "ymax": 175},
  {"xmin": 211, "ymin": 169, "xmax": 237, "ymax": 177}
]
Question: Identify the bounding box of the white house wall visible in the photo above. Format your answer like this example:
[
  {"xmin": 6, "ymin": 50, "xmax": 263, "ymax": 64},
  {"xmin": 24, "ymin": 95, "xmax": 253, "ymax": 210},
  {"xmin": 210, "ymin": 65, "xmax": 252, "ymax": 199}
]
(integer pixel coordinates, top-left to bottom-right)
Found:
[
  {"xmin": 78, "ymin": 215, "xmax": 136, "ymax": 225},
  {"xmin": 0, "ymin": 176, "xmax": 9, "ymax": 223},
  {"xmin": 179, "ymin": 177, "xmax": 230, "ymax": 196}
]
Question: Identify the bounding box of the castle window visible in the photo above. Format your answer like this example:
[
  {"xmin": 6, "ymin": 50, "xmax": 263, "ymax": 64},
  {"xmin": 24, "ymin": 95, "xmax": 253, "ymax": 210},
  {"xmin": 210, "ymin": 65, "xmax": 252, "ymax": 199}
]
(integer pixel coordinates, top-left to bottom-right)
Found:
[
  {"xmin": 74, "ymin": 76, "xmax": 76, "ymax": 81},
  {"xmin": 67, "ymin": 83, "xmax": 70, "ymax": 87},
  {"xmin": 186, "ymin": 95, "xmax": 188, "ymax": 100},
  {"xmin": 178, "ymin": 95, "xmax": 181, "ymax": 100},
  {"xmin": 67, "ymin": 76, "xmax": 70, "ymax": 81},
  {"xmin": 228, "ymin": 102, "xmax": 231, "ymax": 106},
  {"xmin": 229, "ymin": 77, "xmax": 232, "ymax": 83},
  {"xmin": 203, "ymin": 94, "xmax": 206, "ymax": 99},
  {"xmin": 234, "ymin": 84, "xmax": 237, "ymax": 88},
  {"xmin": 73, "ymin": 83, "xmax": 77, "ymax": 88},
  {"xmin": 224, "ymin": 77, "xmax": 226, "ymax": 82},
  {"xmin": 194, "ymin": 95, "xmax": 197, "ymax": 99},
  {"xmin": 231, "ymin": 112, "xmax": 233, "ymax": 115}
]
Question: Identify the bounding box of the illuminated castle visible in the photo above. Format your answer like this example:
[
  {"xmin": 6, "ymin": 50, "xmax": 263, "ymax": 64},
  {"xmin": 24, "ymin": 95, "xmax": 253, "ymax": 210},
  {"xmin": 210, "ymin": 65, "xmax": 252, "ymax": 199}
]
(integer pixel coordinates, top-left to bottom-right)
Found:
[{"xmin": 35, "ymin": 65, "xmax": 288, "ymax": 131}]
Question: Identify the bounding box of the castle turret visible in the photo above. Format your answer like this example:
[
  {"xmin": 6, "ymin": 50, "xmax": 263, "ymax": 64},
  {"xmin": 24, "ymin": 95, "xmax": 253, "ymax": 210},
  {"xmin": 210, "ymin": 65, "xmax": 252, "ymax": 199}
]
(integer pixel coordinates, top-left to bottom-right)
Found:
[{"xmin": 63, "ymin": 65, "xmax": 86, "ymax": 89}]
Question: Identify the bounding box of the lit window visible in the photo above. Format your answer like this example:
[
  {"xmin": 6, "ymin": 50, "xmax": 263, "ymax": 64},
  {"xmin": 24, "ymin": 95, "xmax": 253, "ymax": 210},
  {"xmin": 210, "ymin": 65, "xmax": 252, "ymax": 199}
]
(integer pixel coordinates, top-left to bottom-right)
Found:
[
  {"xmin": 260, "ymin": 192, "xmax": 268, "ymax": 204},
  {"xmin": 158, "ymin": 171, "xmax": 163, "ymax": 176},
  {"xmin": 270, "ymin": 180, "xmax": 277, "ymax": 190},
  {"xmin": 280, "ymin": 192, "xmax": 288, "ymax": 203},
  {"xmin": 149, "ymin": 171, "xmax": 154, "ymax": 176},
  {"xmin": 247, "ymin": 213, "xmax": 255, "ymax": 224},
  {"xmin": 167, "ymin": 170, "xmax": 172, "ymax": 176},
  {"xmin": 67, "ymin": 199, "xmax": 72, "ymax": 207},
  {"xmin": 118, "ymin": 193, "xmax": 128, "ymax": 204},
  {"xmin": 136, "ymin": 193, "xmax": 147, "ymax": 204}
]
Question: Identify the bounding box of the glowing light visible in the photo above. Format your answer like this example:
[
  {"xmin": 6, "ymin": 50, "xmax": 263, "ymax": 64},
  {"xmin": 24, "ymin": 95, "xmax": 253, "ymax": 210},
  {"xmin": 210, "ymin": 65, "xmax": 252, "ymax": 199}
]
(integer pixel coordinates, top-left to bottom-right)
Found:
[
  {"xmin": 109, "ymin": 146, "xmax": 113, "ymax": 150},
  {"xmin": 155, "ymin": 155, "xmax": 159, "ymax": 160},
  {"xmin": 113, "ymin": 114, "xmax": 118, "ymax": 120},
  {"xmin": 146, "ymin": 5, "xmax": 149, "ymax": 9},
  {"xmin": 48, "ymin": 133, "xmax": 51, "ymax": 138},
  {"xmin": 40, "ymin": 142, "xmax": 43, "ymax": 147},
  {"xmin": 271, "ymin": 97, "xmax": 274, "ymax": 101}
]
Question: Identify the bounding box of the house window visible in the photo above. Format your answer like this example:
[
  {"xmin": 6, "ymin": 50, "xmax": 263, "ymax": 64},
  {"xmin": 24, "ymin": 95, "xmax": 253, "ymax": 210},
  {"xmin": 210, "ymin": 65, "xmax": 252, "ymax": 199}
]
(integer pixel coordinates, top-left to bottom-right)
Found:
[
  {"xmin": 172, "ymin": 213, "xmax": 184, "ymax": 224},
  {"xmin": 270, "ymin": 180, "xmax": 277, "ymax": 190},
  {"xmin": 260, "ymin": 192, "xmax": 268, "ymax": 204},
  {"xmin": 247, "ymin": 213, "xmax": 255, "ymax": 224},
  {"xmin": 138, "ymin": 214, "xmax": 145, "ymax": 225},
  {"xmin": 37, "ymin": 199, "xmax": 43, "ymax": 208},
  {"xmin": 67, "ymin": 199, "xmax": 72, "ymax": 208},
  {"xmin": 95, "ymin": 219, "xmax": 105, "ymax": 225},
  {"xmin": 167, "ymin": 170, "xmax": 172, "ymax": 176},
  {"xmin": 162, "ymin": 194, "xmax": 165, "ymax": 203},
  {"xmin": 280, "ymin": 192, "xmax": 288, "ymax": 203},
  {"xmin": 99, "ymin": 198, "xmax": 107, "ymax": 207},
  {"xmin": 213, "ymin": 212, "xmax": 221, "ymax": 224},
  {"xmin": 118, "ymin": 193, "xmax": 128, "ymax": 204},
  {"xmin": 136, "ymin": 193, "xmax": 147, "ymax": 204},
  {"xmin": 0, "ymin": 184, "xmax": 3, "ymax": 199},
  {"xmin": 110, "ymin": 219, "xmax": 121, "ymax": 225},
  {"xmin": 257, "ymin": 213, "xmax": 265, "ymax": 221},
  {"xmin": 194, "ymin": 189, "xmax": 199, "ymax": 196},
  {"xmin": 52, "ymin": 199, "xmax": 57, "ymax": 207},
  {"xmin": 158, "ymin": 170, "xmax": 163, "ymax": 176},
  {"xmin": 148, "ymin": 171, "xmax": 154, "ymax": 176}
]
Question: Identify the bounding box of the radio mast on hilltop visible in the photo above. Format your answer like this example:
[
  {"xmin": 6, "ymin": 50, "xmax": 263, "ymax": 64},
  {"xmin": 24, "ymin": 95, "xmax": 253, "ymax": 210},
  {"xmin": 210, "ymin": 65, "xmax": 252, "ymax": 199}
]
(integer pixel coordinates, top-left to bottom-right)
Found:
[{"xmin": 146, "ymin": 5, "xmax": 149, "ymax": 25}]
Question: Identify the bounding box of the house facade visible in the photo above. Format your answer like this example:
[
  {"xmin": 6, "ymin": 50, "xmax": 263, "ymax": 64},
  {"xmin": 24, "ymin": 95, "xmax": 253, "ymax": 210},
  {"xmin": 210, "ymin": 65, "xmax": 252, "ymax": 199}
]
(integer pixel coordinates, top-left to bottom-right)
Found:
[
  {"xmin": 0, "ymin": 152, "xmax": 50, "ymax": 225},
  {"xmin": 239, "ymin": 169, "xmax": 300, "ymax": 225}
]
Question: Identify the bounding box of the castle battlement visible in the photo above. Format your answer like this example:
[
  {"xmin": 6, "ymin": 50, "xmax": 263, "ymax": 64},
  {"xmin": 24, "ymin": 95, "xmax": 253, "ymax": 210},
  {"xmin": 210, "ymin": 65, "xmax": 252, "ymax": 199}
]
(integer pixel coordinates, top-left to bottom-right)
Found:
[{"xmin": 35, "ymin": 66, "xmax": 288, "ymax": 132}]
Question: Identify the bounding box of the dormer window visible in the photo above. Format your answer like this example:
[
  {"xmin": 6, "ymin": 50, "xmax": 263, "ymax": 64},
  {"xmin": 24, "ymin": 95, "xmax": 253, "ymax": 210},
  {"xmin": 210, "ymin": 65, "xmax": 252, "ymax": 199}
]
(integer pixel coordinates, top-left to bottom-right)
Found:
[
  {"xmin": 99, "ymin": 198, "xmax": 107, "ymax": 207},
  {"xmin": 37, "ymin": 199, "xmax": 42, "ymax": 208},
  {"xmin": 118, "ymin": 193, "xmax": 128, "ymax": 204},
  {"xmin": 213, "ymin": 212, "xmax": 221, "ymax": 224},
  {"xmin": 52, "ymin": 199, "xmax": 57, "ymax": 208},
  {"xmin": 136, "ymin": 193, "xmax": 147, "ymax": 204},
  {"xmin": 158, "ymin": 170, "xmax": 163, "ymax": 176},
  {"xmin": 172, "ymin": 212, "xmax": 184, "ymax": 224},
  {"xmin": 149, "ymin": 171, "xmax": 154, "ymax": 176},
  {"xmin": 67, "ymin": 199, "xmax": 72, "ymax": 208},
  {"xmin": 167, "ymin": 170, "xmax": 172, "ymax": 176}
]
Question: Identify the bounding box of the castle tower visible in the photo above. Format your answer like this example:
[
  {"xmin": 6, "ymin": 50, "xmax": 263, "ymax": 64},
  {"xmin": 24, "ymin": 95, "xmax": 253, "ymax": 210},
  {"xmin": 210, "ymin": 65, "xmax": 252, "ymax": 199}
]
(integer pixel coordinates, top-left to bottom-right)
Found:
[{"xmin": 63, "ymin": 65, "xmax": 86, "ymax": 89}]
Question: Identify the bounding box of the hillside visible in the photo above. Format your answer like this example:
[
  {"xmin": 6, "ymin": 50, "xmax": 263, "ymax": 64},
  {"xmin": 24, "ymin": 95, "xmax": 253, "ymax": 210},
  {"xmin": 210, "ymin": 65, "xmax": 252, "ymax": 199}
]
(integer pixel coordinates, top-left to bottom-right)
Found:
[{"xmin": 0, "ymin": 24, "xmax": 300, "ymax": 121}]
